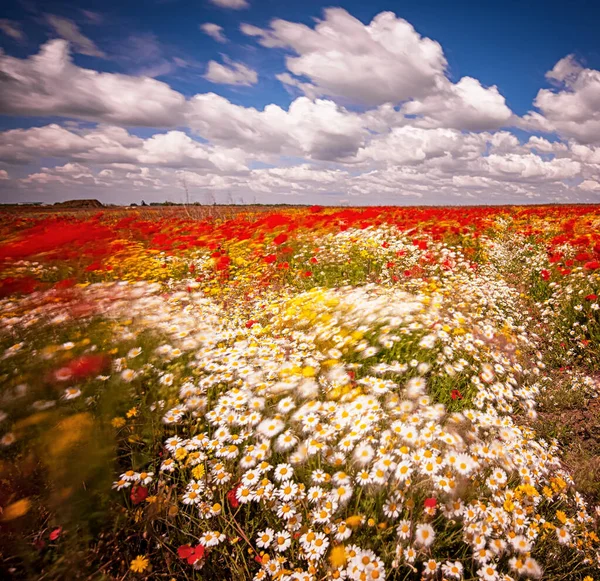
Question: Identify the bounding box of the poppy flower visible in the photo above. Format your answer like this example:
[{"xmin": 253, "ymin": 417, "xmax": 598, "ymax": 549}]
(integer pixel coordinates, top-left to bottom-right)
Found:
[
  {"xmin": 130, "ymin": 485, "xmax": 148, "ymax": 505},
  {"xmin": 424, "ymin": 497, "xmax": 437, "ymax": 509},
  {"xmin": 540, "ymin": 269, "xmax": 551, "ymax": 281},
  {"xmin": 227, "ymin": 485, "xmax": 240, "ymax": 508},
  {"xmin": 178, "ymin": 544, "xmax": 205, "ymax": 565},
  {"xmin": 585, "ymin": 294, "xmax": 598, "ymax": 301},
  {"xmin": 584, "ymin": 260, "xmax": 600, "ymax": 270},
  {"xmin": 49, "ymin": 527, "xmax": 62, "ymax": 541},
  {"xmin": 451, "ymin": 389, "xmax": 463, "ymax": 400},
  {"xmin": 273, "ymin": 233, "xmax": 288, "ymax": 245}
]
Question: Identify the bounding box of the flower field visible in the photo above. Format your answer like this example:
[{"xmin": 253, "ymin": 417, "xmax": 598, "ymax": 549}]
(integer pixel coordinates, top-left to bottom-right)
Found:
[{"xmin": 1, "ymin": 205, "xmax": 600, "ymax": 581}]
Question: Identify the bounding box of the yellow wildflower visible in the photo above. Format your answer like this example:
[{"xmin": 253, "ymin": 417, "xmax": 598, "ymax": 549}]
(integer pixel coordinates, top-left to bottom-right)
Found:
[
  {"xmin": 130, "ymin": 555, "xmax": 149, "ymax": 573},
  {"xmin": 111, "ymin": 417, "xmax": 126, "ymax": 428},
  {"xmin": 556, "ymin": 510, "xmax": 567, "ymax": 525},
  {"xmin": 192, "ymin": 465, "xmax": 206, "ymax": 479},
  {"xmin": 329, "ymin": 545, "xmax": 347, "ymax": 568},
  {"xmin": 345, "ymin": 515, "xmax": 363, "ymax": 528},
  {"xmin": 1, "ymin": 498, "xmax": 31, "ymax": 521}
]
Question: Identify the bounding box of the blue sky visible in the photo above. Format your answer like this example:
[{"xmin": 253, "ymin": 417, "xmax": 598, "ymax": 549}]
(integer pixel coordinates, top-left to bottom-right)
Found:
[{"xmin": 1, "ymin": 0, "xmax": 600, "ymax": 204}]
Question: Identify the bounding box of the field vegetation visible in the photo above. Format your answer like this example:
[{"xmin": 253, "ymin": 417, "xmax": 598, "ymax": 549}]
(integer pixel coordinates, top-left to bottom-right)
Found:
[{"xmin": 0, "ymin": 205, "xmax": 599, "ymax": 580}]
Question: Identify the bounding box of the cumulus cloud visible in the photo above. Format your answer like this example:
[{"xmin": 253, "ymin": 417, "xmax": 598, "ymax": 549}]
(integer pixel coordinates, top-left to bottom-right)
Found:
[
  {"xmin": 200, "ymin": 23, "xmax": 227, "ymax": 43},
  {"xmin": 241, "ymin": 8, "xmax": 512, "ymax": 131},
  {"xmin": 522, "ymin": 55, "xmax": 600, "ymax": 144},
  {"xmin": 209, "ymin": 0, "xmax": 249, "ymax": 9},
  {"xmin": 402, "ymin": 76, "xmax": 513, "ymax": 131},
  {"xmin": 0, "ymin": 19, "xmax": 25, "ymax": 42},
  {"xmin": 2, "ymin": 8, "xmax": 600, "ymax": 205},
  {"xmin": 356, "ymin": 126, "xmax": 488, "ymax": 166},
  {"xmin": 204, "ymin": 57, "xmax": 258, "ymax": 86},
  {"xmin": 0, "ymin": 40, "xmax": 186, "ymax": 126},
  {"xmin": 186, "ymin": 94, "xmax": 365, "ymax": 160},
  {"xmin": 241, "ymin": 9, "xmax": 446, "ymax": 105},
  {"xmin": 45, "ymin": 14, "xmax": 106, "ymax": 58},
  {"xmin": 579, "ymin": 179, "xmax": 600, "ymax": 191},
  {"xmin": 0, "ymin": 124, "xmax": 249, "ymax": 172}
]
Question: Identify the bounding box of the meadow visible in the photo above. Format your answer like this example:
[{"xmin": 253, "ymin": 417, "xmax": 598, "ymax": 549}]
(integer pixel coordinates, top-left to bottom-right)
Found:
[{"xmin": 0, "ymin": 204, "xmax": 599, "ymax": 581}]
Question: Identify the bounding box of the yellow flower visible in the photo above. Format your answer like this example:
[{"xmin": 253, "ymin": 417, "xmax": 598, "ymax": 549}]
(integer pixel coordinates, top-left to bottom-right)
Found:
[
  {"xmin": 126, "ymin": 407, "xmax": 138, "ymax": 419},
  {"xmin": 1, "ymin": 498, "xmax": 31, "ymax": 521},
  {"xmin": 111, "ymin": 417, "xmax": 126, "ymax": 428},
  {"xmin": 345, "ymin": 515, "xmax": 363, "ymax": 528},
  {"xmin": 556, "ymin": 510, "xmax": 567, "ymax": 525},
  {"xmin": 174, "ymin": 447, "xmax": 188, "ymax": 461},
  {"xmin": 130, "ymin": 555, "xmax": 149, "ymax": 573},
  {"xmin": 329, "ymin": 545, "xmax": 347, "ymax": 568},
  {"xmin": 302, "ymin": 366, "xmax": 316, "ymax": 377},
  {"xmin": 192, "ymin": 464, "xmax": 206, "ymax": 479},
  {"xmin": 503, "ymin": 499, "xmax": 515, "ymax": 512}
]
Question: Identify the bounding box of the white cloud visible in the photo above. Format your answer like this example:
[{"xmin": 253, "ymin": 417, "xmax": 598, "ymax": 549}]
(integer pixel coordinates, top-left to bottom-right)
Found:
[
  {"xmin": 356, "ymin": 126, "xmax": 487, "ymax": 166},
  {"xmin": 242, "ymin": 9, "xmax": 446, "ymax": 105},
  {"xmin": 579, "ymin": 179, "xmax": 600, "ymax": 191},
  {"xmin": 241, "ymin": 9, "xmax": 512, "ymax": 131},
  {"xmin": 0, "ymin": 124, "xmax": 249, "ymax": 172},
  {"xmin": 45, "ymin": 14, "xmax": 106, "ymax": 58},
  {"xmin": 2, "ymin": 9, "xmax": 599, "ymax": 205},
  {"xmin": 204, "ymin": 57, "xmax": 258, "ymax": 86},
  {"xmin": 200, "ymin": 23, "xmax": 227, "ymax": 43},
  {"xmin": 0, "ymin": 19, "xmax": 25, "ymax": 42},
  {"xmin": 402, "ymin": 76, "xmax": 512, "ymax": 131},
  {"xmin": 209, "ymin": 0, "xmax": 249, "ymax": 9},
  {"xmin": 522, "ymin": 55, "xmax": 600, "ymax": 144},
  {"xmin": 81, "ymin": 10, "xmax": 104, "ymax": 25},
  {"xmin": 476, "ymin": 153, "xmax": 581, "ymax": 182},
  {"xmin": 186, "ymin": 94, "xmax": 365, "ymax": 160},
  {"xmin": 0, "ymin": 40, "xmax": 186, "ymax": 126},
  {"xmin": 525, "ymin": 136, "xmax": 568, "ymax": 154}
]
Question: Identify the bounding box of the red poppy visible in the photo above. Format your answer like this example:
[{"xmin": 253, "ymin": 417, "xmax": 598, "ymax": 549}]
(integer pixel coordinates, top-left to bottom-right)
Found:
[
  {"xmin": 273, "ymin": 233, "xmax": 288, "ymax": 245},
  {"xmin": 585, "ymin": 294, "xmax": 598, "ymax": 301},
  {"xmin": 54, "ymin": 278, "xmax": 77, "ymax": 290},
  {"xmin": 245, "ymin": 320, "xmax": 257, "ymax": 328},
  {"xmin": 264, "ymin": 254, "xmax": 277, "ymax": 264},
  {"xmin": 302, "ymin": 271, "xmax": 313, "ymax": 278},
  {"xmin": 178, "ymin": 544, "xmax": 206, "ymax": 565},
  {"xmin": 227, "ymin": 485, "xmax": 240, "ymax": 508},
  {"xmin": 215, "ymin": 256, "xmax": 231, "ymax": 271},
  {"xmin": 584, "ymin": 260, "xmax": 600, "ymax": 270},
  {"xmin": 451, "ymin": 389, "xmax": 463, "ymax": 400},
  {"xmin": 130, "ymin": 485, "xmax": 148, "ymax": 505},
  {"xmin": 60, "ymin": 354, "xmax": 109, "ymax": 381},
  {"xmin": 540, "ymin": 269, "xmax": 551, "ymax": 281},
  {"xmin": 0, "ymin": 276, "xmax": 39, "ymax": 297},
  {"xmin": 49, "ymin": 527, "xmax": 62, "ymax": 541},
  {"xmin": 424, "ymin": 497, "xmax": 437, "ymax": 509}
]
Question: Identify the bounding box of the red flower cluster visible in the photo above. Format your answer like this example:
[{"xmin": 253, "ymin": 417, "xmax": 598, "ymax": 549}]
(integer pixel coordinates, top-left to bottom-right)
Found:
[{"xmin": 178, "ymin": 543, "xmax": 205, "ymax": 565}]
